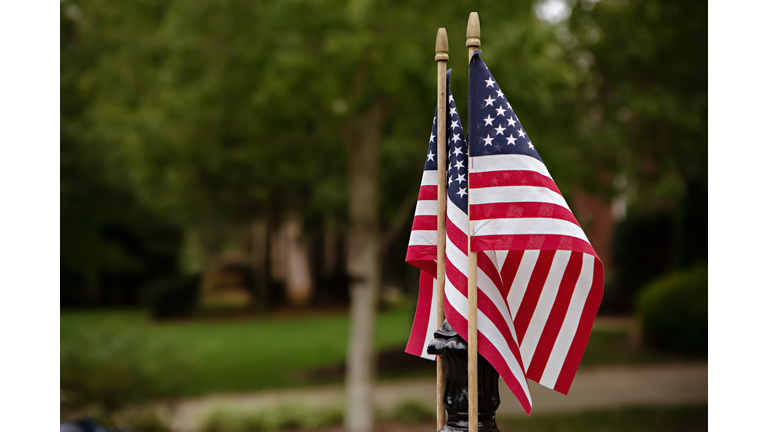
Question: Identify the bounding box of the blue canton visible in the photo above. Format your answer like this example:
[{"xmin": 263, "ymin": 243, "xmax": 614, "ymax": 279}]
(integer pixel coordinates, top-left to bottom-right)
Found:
[
  {"xmin": 445, "ymin": 70, "xmax": 469, "ymax": 215},
  {"xmin": 467, "ymin": 50, "xmax": 540, "ymax": 162}
]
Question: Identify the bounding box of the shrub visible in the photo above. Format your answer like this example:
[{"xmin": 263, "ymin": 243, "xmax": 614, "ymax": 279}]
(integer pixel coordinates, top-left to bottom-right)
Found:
[
  {"xmin": 60, "ymin": 326, "xmax": 186, "ymax": 417},
  {"xmin": 145, "ymin": 274, "xmax": 201, "ymax": 320},
  {"xmin": 635, "ymin": 266, "xmax": 708, "ymax": 355}
]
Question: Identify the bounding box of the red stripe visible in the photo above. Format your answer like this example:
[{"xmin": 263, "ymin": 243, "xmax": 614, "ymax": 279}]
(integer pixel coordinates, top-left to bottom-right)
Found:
[
  {"xmin": 446, "ymin": 218, "xmax": 468, "ymax": 255},
  {"xmin": 471, "ymin": 234, "xmax": 597, "ymax": 257},
  {"xmin": 405, "ymin": 271, "xmax": 436, "ymax": 358},
  {"xmin": 445, "ymin": 258, "xmax": 467, "ymax": 294},
  {"xmin": 418, "ymin": 185, "xmax": 438, "ymax": 201},
  {"xmin": 477, "ymin": 287, "xmax": 526, "ymax": 368},
  {"xmin": 513, "ymin": 250, "xmax": 555, "ymax": 343},
  {"xmin": 500, "ymin": 250, "xmax": 524, "ymax": 298},
  {"xmin": 470, "ymin": 202, "xmax": 580, "ymax": 226},
  {"xmin": 405, "ymin": 256, "xmax": 437, "ymax": 279},
  {"xmin": 444, "ymin": 299, "xmax": 531, "ymax": 414},
  {"xmin": 411, "ymin": 215, "xmax": 437, "ymax": 231},
  {"xmin": 406, "ymin": 245, "xmax": 437, "ymax": 265},
  {"xmin": 525, "ymin": 252, "xmax": 583, "ymax": 382},
  {"xmin": 470, "ymin": 169, "xmax": 561, "ymax": 194},
  {"xmin": 554, "ymin": 257, "xmax": 604, "ymax": 394}
]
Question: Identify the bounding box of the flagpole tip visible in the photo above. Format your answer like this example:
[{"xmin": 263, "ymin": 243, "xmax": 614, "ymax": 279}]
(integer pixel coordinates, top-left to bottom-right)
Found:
[
  {"xmin": 466, "ymin": 12, "xmax": 481, "ymax": 49},
  {"xmin": 435, "ymin": 28, "xmax": 449, "ymax": 61}
]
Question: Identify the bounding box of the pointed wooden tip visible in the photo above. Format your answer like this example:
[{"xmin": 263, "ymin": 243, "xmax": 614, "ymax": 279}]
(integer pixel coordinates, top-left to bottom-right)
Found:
[
  {"xmin": 435, "ymin": 28, "xmax": 449, "ymax": 61},
  {"xmin": 466, "ymin": 12, "xmax": 481, "ymax": 48}
]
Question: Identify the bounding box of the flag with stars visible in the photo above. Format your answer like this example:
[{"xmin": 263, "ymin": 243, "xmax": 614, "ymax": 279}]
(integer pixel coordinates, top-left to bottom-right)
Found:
[
  {"xmin": 464, "ymin": 49, "xmax": 604, "ymax": 403},
  {"xmin": 404, "ymin": 69, "xmax": 458, "ymax": 360}
]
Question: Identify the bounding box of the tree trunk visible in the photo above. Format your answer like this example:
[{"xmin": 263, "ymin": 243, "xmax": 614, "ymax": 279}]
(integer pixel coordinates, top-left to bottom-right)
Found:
[{"xmin": 344, "ymin": 100, "xmax": 386, "ymax": 432}]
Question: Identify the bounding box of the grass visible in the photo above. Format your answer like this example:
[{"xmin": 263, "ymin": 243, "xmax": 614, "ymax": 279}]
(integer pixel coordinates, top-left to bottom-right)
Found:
[
  {"xmin": 61, "ymin": 307, "xmax": 415, "ymax": 398},
  {"xmin": 61, "ymin": 308, "xmax": 697, "ymax": 401}
]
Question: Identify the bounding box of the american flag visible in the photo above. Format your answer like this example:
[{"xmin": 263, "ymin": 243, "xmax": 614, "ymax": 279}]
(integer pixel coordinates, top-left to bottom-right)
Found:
[
  {"xmin": 404, "ymin": 70, "xmax": 454, "ymax": 360},
  {"xmin": 463, "ymin": 50, "xmax": 604, "ymax": 404}
]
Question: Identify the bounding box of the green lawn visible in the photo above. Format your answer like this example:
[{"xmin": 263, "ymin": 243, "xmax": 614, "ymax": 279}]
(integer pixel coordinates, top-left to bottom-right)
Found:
[
  {"xmin": 61, "ymin": 307, "xmax": 416, "ymax": 398},
  {"xmin": 60, "ymin": 308, "xmax": 693, "ymax": 401}
]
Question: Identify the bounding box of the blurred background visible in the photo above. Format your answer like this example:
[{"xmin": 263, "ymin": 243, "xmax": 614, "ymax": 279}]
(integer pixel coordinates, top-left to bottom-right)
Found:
[{"xmin": 60, "ymin": 0, "xmax": 707, "ymax": 431}]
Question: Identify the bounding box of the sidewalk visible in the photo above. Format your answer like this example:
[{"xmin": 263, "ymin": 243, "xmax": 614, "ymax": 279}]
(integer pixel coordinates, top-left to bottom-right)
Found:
[{"xmin": 167, "ymin": 362, "xmax": 707, "ymax": 431}]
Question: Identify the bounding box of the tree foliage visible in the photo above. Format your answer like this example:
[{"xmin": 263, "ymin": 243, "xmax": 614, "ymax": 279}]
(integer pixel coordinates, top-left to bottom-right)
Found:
[{"xmin": 61, "ymin": 0, "xmax": 706, "ymax": 303}]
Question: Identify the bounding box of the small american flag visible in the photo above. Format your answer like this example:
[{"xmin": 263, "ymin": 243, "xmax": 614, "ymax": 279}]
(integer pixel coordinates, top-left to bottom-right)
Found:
[{"xmin": 404, "ymin": 70, "xmax": 454, "ymax": 360}]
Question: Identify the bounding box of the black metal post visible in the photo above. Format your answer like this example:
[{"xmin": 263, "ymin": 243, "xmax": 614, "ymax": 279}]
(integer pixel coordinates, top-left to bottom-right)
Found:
[{"xmin": 428, "ymin": 320, "xmax": 501, "ymax": 432}]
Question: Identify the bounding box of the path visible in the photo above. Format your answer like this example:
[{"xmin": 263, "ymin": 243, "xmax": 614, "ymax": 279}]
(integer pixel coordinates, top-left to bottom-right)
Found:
[{"xmin": 166, "ymin": 362, "xmax": 707, "ymax": 431}]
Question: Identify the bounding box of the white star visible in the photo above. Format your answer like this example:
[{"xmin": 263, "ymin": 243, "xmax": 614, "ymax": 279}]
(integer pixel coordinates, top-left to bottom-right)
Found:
[
  {"xmin": 518, "ymin": 129, "xmax": 527, "ymax": 139},
  {"xmin": 433, "ymin": 116, "xmax": 436, "ymax": 124},
  {"xmin": 452, "ymin": 146, "xmax": 464, "ymax": 157},
  {"xmin": 483, "ymin": 114, "xmax": 494, "ymax": 126},
  {"xmin": 506, "ymin": 134, "xmax": 516, "ymax": 145},
  {"xmin": 449, "ymin": 94, "xmax": 455, "ymax": 103},
  {"xmin": 506, "ymin": 102, "xmax": 511, "ymax": 109},
  {"xmin": 494, "ymin": 124, "xmax": 506, "ymax": 135},
  {"xmin": 528, "ymin": 140, "xmax": 535, "ymax": 149},
  {"xmin": 454, "ymin": 160, "xmax": 465, "ymax": 170},
  {"xmin": 496, "ymin": 106, "xmax": 507, "ymax": 117},
  {"xmin": 456, "ymin": 173, "xmax": 466, "ymax": 184},
  {"xmin": 451, "ymin": 120, "xmax": 459, "ymax": 129},
  {"xmin": 448, "ymin": 175, "xmax": 454, "ymax": 186},
  {"xmin": 457, "ymin": 187, "xmax": 467, "ymax": 198},
  {"xmin": 485, "ymin": 77, "xmax": 496, "ymax": 88},
  {"xmin": 507, "ymin": 117, "xmax": 517, "ymax": 127},
  {"xmin": 483, "ymin": 96, "xmax": 495, "ymax": 107},
  {"xmin": 427, "ymin": 151, "xmax": 435, "ymax": 161},
  {"xmin": 496, "ymin": 89, "xmax": 504, "ymax": 97},
  {"xmin": 450, "ymin": 107, "xmax": 457, "ymax": 116},
  {"xmin": 452, "ymin": 133, "xmax": 461, "ymax": 143},
  {"xmin": 429, "ymin": 133, "xmax": 435, "ymax": 143},
  {"xmin": 482, "ymin": 134, "xmax": 494, "ymax": 146}
]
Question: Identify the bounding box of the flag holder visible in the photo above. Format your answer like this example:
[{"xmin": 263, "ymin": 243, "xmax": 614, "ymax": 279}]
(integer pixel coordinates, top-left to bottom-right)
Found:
[
  {"xmin": 434, "ymin": 27, "xmax": 450, "ymax": 431},
  {"xmin": 466, "ymin": 11, "xmax": 481, "ymax": 432}
]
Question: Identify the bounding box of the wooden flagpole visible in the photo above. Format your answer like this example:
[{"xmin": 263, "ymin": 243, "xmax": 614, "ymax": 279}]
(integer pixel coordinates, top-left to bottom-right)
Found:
[
  {"xmin": 434, "ymin": 27, "xmax": 449, "ymax": 431},
  {"xmin": 466, "ymin": 12, "xmax": 481, "ymax": 432}
]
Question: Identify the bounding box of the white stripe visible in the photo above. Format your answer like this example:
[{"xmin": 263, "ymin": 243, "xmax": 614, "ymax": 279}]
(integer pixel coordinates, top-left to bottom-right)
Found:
[
  {"xmin": 445, "ymin": 234, "xmax": 468, "ymax": 275},
  {"xmin": 447, "ymin": 201, "xmax": 468, "ymax": 234},
  {"xmin": 519, "ymin": 250, "xmax": 571, "ymax": 369},
  {"xmin": 538, "ymin": 254, "xmax": 595, "ymax": 389},
  {"xmin": 469, "ymin": 185, "xmax": 571, "ymax": 211},
  {"xmin": 408, "ymin": 230, "xmax": 437, "ymax": 247},
  {"xmin": 421, "ymin": 170, "xmax": 438, "ymax": 186},
  {"xmin": 471, "ymin": 218, "xmax": 590, "ymax": 243},
  {"xmin": 445, "ymin": 279, "xmax": 532, "ymax": 405},
  {"xmin": 470, "ymin": 154, "xmax": 552, "ymax": 179},
  {"xmin": 494, "ymin": 251, "xmax": 509, "ymax": 275},
  {"xmin": 420, "ymin": 277, "xmax": 438, "ymax": 360},
  {"xmin": 415, "ymin": 200, "xmax": 437, "ymax": 216},
  {"xmin": 507, "ymin": 250, "xmax": 540, "ymax": 319}
]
